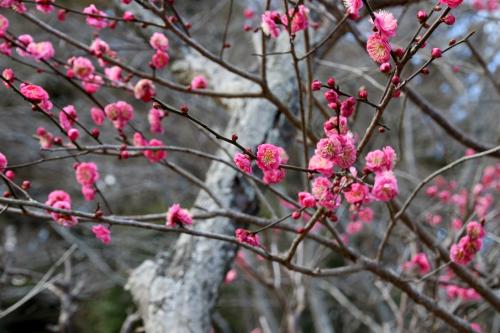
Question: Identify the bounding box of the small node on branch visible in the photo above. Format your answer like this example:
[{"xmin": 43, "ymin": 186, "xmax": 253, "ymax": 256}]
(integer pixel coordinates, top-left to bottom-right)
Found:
[
  {"xmin": 358, "ymin": 87, "xmax": 368, "ymax": 100},
  {"xmin": 3, "ymin": 191, "xmax": 10, "ymax": 198},
  {"xmin": 231, "ymin": 134, "xmax": 238, "ymax": 141},
  {"xmin": 421, "ymin": 67, "xmax": 430, "ymax": 75},
  {"xmin": 327, "ymin": 77, "xmax": 336, "ymax": 88},
  {"xmin": 180, "ymin": 104, "xmax": 189, "ymax": 114},
  {"xmin": 91, "ymin": 128, "xmax": 100, "ymax": 139},
  {"xmin": 379, "ymin": 126, "xmax": 386, "ymax": 133},
  {"xmin": 94, "ymin": 209, "xmax": 104, "ymax": 219}
]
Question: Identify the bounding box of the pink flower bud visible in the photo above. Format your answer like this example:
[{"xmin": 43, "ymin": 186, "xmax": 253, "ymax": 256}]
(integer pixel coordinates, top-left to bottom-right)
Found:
[
  {"xmin": 380, "ymin": 62, "xmax": 391, "ymax": 73},
  {"xmin": 68, "ymin": 128, "xmax": 79, "ymax": 141},
  {"xmin": 431, "ymin": 47, "xmax": 442, "ymax": 58},
  {"xmin": 311, "ymin": 80, "xmax": 322, "ymax": 91}
]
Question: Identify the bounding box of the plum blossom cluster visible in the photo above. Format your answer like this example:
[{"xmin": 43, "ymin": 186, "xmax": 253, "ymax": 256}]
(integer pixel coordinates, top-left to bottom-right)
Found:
[
  {"xmin": 233, "ymin": 143, "xmax": 288, "ymax": 185},
  {"xmin": 19, "ymin": 82, "xmax": 53, "ymax": 111},
  {"xmin": 132, "ymin": 132, "xmax": 167, "ymax": 163},
  {"xmin": 149, "ymin": 32, "xmax": 170, "ymax": 70},
  {"xmin": 261, "ymin": 4, "xmax": 309, "ymax": 38},
  {"xmin": 235, "ymin": 228, "xmax": 260, "ymax": 247},
  {"xmin": 45, "ymin": 190, "xmax": 78, "ymax": 227},
  {"xmin": 366, "ymin": 10, "xmax": 398, "ymax": 65},
  {"xmin": 75, "ymin": 162, "xmax": 100, "ymax": 201},
  {"xmin": 12, "ymin": 33, "xmax": 55, "ymax": 61},
  {"xmin": 439, "ymin": 269, "xmax": 482, "ymax": 302},
  {"xmin": 425, "ymin": 163, "xmax": 498, "ymax": 229},
  {"xmin": 449, "ymin": 221, "xmax": 486, "ymax": 265}
]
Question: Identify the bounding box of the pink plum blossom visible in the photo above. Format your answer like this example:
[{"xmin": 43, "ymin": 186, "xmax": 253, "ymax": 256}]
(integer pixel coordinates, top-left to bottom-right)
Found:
[
  {"xmin": 166, "ymin": 203, "xmax": 193, "ymax": 227},
  {"xmin": 92, "ymin": 224, "xmax": 111, "ymax": 245},
  {"xmin": 234, "ymin": 153, "xmax": 252, "ymax": 174},
  {"xmin": 235, "ymin": 228, "xmax": 260, "ymax": 246}
]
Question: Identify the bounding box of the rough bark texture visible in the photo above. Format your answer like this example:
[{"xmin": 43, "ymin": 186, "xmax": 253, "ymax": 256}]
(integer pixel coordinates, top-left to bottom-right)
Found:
[{"xmin": 124, "ymin": 20, "xmax": 299, "ymax": 332}]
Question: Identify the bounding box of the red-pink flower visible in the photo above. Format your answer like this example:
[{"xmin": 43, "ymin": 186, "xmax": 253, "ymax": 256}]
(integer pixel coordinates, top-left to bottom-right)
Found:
[
  {"xmin": 50, "ymin": 200, "xmax": 78, "ymax": 227},
  {"xmin": 256, "ymin": 144, "xmax": 282, "ymax": 171},
  {"xmin": 315, "ymin": 137, "xmax": 342, "ymax": 160},
  {"xmin": 298, "ymin": 192, "xmax": 316, "ymax": 208},
  {"xmin": 144, "ymin": 139, "xmax": 167, "ymax": 163},
  {"xmin": 134, "ymin": 79, "xmax": 156, "ymax": 102},
  {"xmin": 36, "ymin": 0, "xmax": 54, "ymax": 13},
  {"xmin": 133, "ymin": 132, "xmax": 146, "ymax": 147},
  {"xmin": 426, "ymin": 213, "xmax": 442, "ymax": 226},
  {"xmin": 312, "ymin": 177, "xmax": 333, "ymax": 204},
  {"xmin": 26, "ymin": 41, "xmax": 55, "ymax": 61},
  {"xmin": 262, "ymin": 168, "xmax": 286, "ymax": 184},
  {"xmin": 366, "ymin": 33, "xmax": 391, "ymax": 64},
  {"xmin": 191, "ymin": 75, "xmax": 208, "ymax": 90},
  {"xmin": 235, "ymin": 228, "xmax": 260, "ymax": 247},
  {"xmin": 150, "ymin": 32, "xmax": 169, "ymax": 51},
  {"xmin": 261, "ymin": 11, "xmax": 282, "ymax": 38},
  {"xmin": 344, "ymin": 183, "xmax": 369, "ymax": 204},
  {"xmin": 20, "ymin": 83, "xmax": 49, "ymax": 103},
  {"xmin": 466, "ymin": 221, "xmax": 485, "ymax": 239},
  {"xmin": 324, "ymin": 116, "xmax": 348, "ymax": 136},
  {"xmin": 0, "ymin": 42, "xmax": 11, "ymax": 56},
  {"xmin": 234, "ymin": 153, "xmax": 252, "ymax": 174},
  {"xmin": 371, "ymin": 171, "xmax": 398, "ymax": 202},
  {"xmin": 83, "ymin": 5, "xmax": 108, "ymax": 29},
  {"xmin": 91, "ymin": 224, "xmax": 111, "ymax": 245},
  {"xmin": 36, "ymin": 127, "xmax": 53, "ymax": 149},
  {"xmin": 372, "ymin": 10, "xmax": 398, "ymax": 39},
  {"xmin": 0, "ymin": 152, "xmax": 7, "ymax": 173},
  {"xmin": 90, "ymin": 38, "xmax": 110, "ymax": 57},
  {"xmin": 343, "ymin": 0, "xmax": 363, "ymax": 19},
  {"xmin": 151, "ymin": 50, "xmax": 169, "ymax": 69},
  {"xmin": 281, "ymin": 5, "xmax": 309, "ymax": 33},
  {"xmin": 308, "ymin": 154, "xmax": 334, "ymax": 177},
  {"xmin": 459, "ymin": 236, "xmax": 483, "ymax": 256},
  {"xmin": 46, "ymin": 190, "xmax": 71, "ymax": 207},
  {"xmin": 403, "ymin": 252, "xmax": 431, "ymax": 275},
  {"xmin": 104, "ymin": 101, "xmax": 134, "ymax": 130},
  {"xmin": 123, "ymin": 11, "xmax": 135, "ymax": 21},
  {"xmin": 0, "ymin": 14, "xmax": 9, "ymax": 36},
  {"xmin": 166, "ymin": 203, "xmax": 193, "ymax": 227},
  {"xmin": 340, "ymin": 97, "xmax": 356, "ymax": 117},
  {"xmin": 71, "ymin": 57, "xmax": 95, "ymax": 80},
  {"xmin": 358, "ymin": 207, "xmax": 374, "ymax": 223},
  {"xmin": 148, "ymin": 108, "xmax": 165, "ymax": 134},
  {"xmin": 439, "ymin": 0, "xmax": 464, "ymax": 8},
  {"xmin": 82, "ymin": 185, "xmax": 96, "ymax": 201},
  {"xmin": 450, "ymin": 244, "xmax": 471, "ymax": 265},
  {"xmin": 105, "ymin": 66, "xmax": 122, "ymax": 84},
  {"xmin": 243, "ymin": 8, "xmax": 254, "ymax": 19},
  {"xmin": 59, "ymin": 105, "xmax": 78, "ymax": 132},
  {"xmin": 365, "ymin": 146, "xmax": 396, "ymax": 174},
  {"xmin": 333, "ymin": 135, "xmax": 356, "ymax": 169},
  {"xmin": 16, "ymin": 34, "xmax": 33, "ymax": 57},
  {"xmin": 90, "ymin": 107, "xmax": 106, "ymax": 126},
  {"xmin": 83, "ymin": 74, "xmax": 103, "ymax": 94},
  {"xmin": 75, "ymin": 162, "xmax": 100, "ymax": 187}
]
